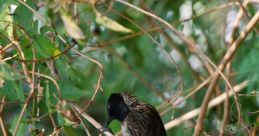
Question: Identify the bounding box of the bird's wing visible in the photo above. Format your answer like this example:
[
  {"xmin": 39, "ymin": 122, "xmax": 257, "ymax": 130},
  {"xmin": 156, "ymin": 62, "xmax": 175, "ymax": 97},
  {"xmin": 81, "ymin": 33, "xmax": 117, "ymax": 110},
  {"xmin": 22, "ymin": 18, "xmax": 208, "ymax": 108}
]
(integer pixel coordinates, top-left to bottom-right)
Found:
[{"xmin": 123, "ymin": 103, "xmax": 166, "ymax": 136}]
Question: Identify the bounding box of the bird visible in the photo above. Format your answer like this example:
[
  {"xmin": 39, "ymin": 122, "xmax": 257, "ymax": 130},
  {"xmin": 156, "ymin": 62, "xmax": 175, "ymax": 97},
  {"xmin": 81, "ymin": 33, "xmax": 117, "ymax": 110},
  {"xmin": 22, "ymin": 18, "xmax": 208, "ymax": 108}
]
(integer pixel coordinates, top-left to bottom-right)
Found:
[{"xmin": 106, "ymin": 93, "xmax": 167, "ymax": 136}]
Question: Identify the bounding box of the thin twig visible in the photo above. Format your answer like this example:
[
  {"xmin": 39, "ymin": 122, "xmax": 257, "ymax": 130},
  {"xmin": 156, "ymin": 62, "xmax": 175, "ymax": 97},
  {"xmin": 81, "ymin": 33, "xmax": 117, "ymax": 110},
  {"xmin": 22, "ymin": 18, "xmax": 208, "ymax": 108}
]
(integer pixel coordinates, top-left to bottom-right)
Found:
[
  {"xmin": 71, "ymin": 104, "xmax": 114, "ymax": 136},
  {"xmin": 71, "ymin": 106, "xmax": 92, "ymax": 136},
  {"xmin": 11, "ymin": 41, "xmax": 31, "ymax": 83},
  {"xmin": 228, "ymin": 0, "xmax": 250, "ymax": 44},
  {"xmin": 102, "ymin": 3, "xmax": 184, "ymax": 95},
  {"xmin": 180, "ymin": 2, "xmax": 239, "ymax": 23},
  {"xmin": 165, "ymin": 80, "xmax": 248, "ymax": 130},
  {"xmin": 13, "ymin": 41, "xmax": 35, "ymax": 136},
  {"xmin": 72, "ymin": 48, "xmax": 104, "ymax": 113},
  {"xmin": 114, "ymin": 0, "xmax": 199, "ymax": 54},
  {"xmin": 112, "ymin": 2, "xmax": 241, "ymax": 133},
  {"xmin": 200, "ymin": 54, "xmax": 241, "ymax": 123},
  {"xmin": 49, "ymin": 127, "xmax": 63, "ymax": 136},
  {"xmin": 0, "ymin": 97, "xmax": 7, "ymax": 136},
  {"xmin": 17, "ymin": 0, "xmax": 50, "ymax": 26},
  {"xmin": 27, "ymin": 71, "xmax": 62, "ymax": 100},
  {"xmin": 49, "ymin": 113, "xmax": 57, "ymax": 130},
  {"xmin": 89, "ymin": 1, "xmax": 238, "ymax": 50},
  {"xmin": 237, "ymin": 0, "xmax": 252, "ymax": 21},
  {"xmin": 113, "ymin": 0, "xmax": 238, "ymax": 109},
  {"xmin": 106, "ymin": 47, "xmax": 167, "ymax": 101},
  {"xmin": 140, "ymin": 2, "xmax": 201, "ymax": 82},
  {"xmin": 193, "ymin": 11, "xmax": 259, "ymax": 136},
  {"xmin": 159, "ymin": 75, "xmax": 211, "ymax": 116},
  {"xmin": 79, "ymin": 117, "xmax": 92, "ymax": 136},
  {"xmin": 219, "ymin": 58, "xmax": 232, "ymax": 136}
]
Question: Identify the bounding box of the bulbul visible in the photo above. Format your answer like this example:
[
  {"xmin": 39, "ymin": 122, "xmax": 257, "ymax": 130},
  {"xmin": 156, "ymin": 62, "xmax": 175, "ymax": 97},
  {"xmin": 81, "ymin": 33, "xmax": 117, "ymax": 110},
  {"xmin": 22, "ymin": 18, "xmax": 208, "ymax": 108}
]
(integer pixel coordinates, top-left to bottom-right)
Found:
[{"xmin": 107, "ymin": 93, "xmax": 167, "ymax": 136}]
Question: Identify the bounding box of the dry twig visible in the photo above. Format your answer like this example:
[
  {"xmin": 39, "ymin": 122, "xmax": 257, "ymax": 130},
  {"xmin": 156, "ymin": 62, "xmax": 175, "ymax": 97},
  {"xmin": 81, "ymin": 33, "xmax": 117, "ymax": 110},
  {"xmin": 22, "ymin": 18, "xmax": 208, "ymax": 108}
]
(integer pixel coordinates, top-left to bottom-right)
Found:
[
  {"xmin": 165, "ymin": 80, "xmax": 248, "ymax": 130},
  {"xmin": 72, "ymin": 49, "xmax": 104, "ymax": 113},
  {"xmin": 0, "ymin": 97, "xmax": 7, "ymax": 136},
  {"xmin": 193, "ymin": 11, "xmax": 259, "ymax": 136},
  {"xmin": 72, "ymin": 104, "xmax": 114, "ymax": 136}
]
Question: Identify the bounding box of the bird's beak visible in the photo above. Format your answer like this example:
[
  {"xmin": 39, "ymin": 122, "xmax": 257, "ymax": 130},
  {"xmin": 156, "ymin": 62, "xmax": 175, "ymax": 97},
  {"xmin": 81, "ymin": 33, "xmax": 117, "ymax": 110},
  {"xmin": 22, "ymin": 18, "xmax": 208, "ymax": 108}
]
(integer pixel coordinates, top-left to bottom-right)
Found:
[{"xmin": 106, "ymin": 116, "xmax": 116, "ymax": 126}]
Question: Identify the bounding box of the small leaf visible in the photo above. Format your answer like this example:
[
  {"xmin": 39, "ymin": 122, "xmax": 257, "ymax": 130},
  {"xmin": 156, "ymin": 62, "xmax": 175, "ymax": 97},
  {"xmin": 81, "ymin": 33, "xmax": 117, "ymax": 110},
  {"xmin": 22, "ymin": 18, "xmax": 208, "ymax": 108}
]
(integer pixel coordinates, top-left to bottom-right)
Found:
[
  {"xmin": 0, "ymin": 80, "xmax": 17, "ymax": 101},
  {"xmin": 0, "ymin": 4, "xmax": 13, "ymax": 39},
  {"xmin": 15, "ymin": 80, "xmax": 25, "ymax": 102},
  {"xmin": 61, "ymin": 12, "xmax": 86, "ymax": 40},
  {"xmin": 13, "ymin": 1, "xmax": 34, "ymax": 32},
  {"xmin": 59, "ymin": 79, "xmax": 85, "ymax": 101},
  {"xmin": 33, "ymin": 34, "xmax": 56, "ymax": 58},
  {"xmin": 95, "ymin": 10, "xmax": 133, "ymax": 33},
  {"xmin": 0, "ymin": 62, "xmax": 23, "ymax": 81},
  {"xmin": 53, "ymin": 49, "xmax": 62, "ymax": 59}
]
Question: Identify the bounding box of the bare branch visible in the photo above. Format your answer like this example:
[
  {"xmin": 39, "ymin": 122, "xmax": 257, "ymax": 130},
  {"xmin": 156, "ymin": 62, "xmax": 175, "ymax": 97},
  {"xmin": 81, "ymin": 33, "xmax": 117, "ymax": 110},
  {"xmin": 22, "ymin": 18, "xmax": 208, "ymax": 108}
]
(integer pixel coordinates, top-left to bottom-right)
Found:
[
  {"xmin": 193, "ymin": 11, "xmax": 259, "ymax": 136},
  {"xmin": 72, "ymin": 104, "xmax": 114, "ymax": 136},
  {"xmin": 165, "ymin": 80, "xmax": 248, "ymax": 130}
]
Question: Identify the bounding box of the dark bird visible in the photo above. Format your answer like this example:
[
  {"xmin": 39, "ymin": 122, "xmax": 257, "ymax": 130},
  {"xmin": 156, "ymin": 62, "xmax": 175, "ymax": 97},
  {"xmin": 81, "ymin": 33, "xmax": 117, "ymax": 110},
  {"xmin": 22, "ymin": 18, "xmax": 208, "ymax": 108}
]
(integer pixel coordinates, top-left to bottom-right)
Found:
[{"xmin": 107, "ymin": 93, "xmax": 167, "ymax": 136}]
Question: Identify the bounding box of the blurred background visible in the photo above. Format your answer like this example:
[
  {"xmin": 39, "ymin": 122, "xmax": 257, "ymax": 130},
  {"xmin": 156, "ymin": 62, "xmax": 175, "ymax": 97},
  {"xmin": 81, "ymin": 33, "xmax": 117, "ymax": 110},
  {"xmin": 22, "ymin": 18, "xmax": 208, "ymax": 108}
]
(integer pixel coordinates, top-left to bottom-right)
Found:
[{"xmin": 0, "ymin": 0, "xmax": 258, "ymax": 135}]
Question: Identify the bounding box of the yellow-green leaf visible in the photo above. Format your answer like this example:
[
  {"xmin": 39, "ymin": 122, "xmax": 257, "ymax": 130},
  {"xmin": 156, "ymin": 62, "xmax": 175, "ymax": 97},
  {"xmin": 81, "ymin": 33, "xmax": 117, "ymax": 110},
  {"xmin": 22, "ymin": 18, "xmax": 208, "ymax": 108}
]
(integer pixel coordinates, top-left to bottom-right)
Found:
[
  {"xmin": 0, "ymin": 5, "xmax": 14, "ymax": 40},
  {"xmin": 61, "ymin": 13, "xmax": 86, "ymax": 40},
  {"xmin": 95, "ymin": 10, "xmax": 133, "ymax": 33},
  {"xmin": 53, "ymin": 49, "xmax": 62, "ymax": 59}
]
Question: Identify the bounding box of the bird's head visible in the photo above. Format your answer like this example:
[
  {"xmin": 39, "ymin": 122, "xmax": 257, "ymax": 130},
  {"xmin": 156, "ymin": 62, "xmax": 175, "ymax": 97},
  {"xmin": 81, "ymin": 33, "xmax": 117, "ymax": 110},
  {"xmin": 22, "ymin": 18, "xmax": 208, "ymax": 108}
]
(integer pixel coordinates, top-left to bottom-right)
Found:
[{"xmin": 107, "ymin": 93, "xmax": 137, "ymax": 125}]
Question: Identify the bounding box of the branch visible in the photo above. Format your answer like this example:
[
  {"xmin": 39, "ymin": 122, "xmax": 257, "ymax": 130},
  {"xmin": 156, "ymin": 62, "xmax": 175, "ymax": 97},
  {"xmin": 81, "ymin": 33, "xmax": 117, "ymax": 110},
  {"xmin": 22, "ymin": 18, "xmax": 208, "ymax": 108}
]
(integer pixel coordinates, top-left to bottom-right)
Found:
[
  {"xmin": 71, "ymin": 104, "xmax": 114, "ymax": 136},
  {"xmin": 13, "ymin": 42, "xmax": 35, "ymax": 136},
  {"xmin": 165, "ymin": 80, "xmax": 249, "ymax": 130},
  {"xmin": 0, "ymin": 97, "xmax": 7, "ymax": 136},
  {"xmin": 193, "ymin": 11, "xmax": 259, "ymax": 136},
  {"xmin": 72, "ymin": 49, "xmax": 104, "ymax": 113}
]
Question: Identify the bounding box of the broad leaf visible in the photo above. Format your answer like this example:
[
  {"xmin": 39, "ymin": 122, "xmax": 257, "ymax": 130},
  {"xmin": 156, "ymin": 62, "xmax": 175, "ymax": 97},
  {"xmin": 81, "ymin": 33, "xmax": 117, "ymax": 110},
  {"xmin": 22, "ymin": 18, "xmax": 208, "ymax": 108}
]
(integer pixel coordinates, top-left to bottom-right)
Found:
[{"xmin": 95, "ymin": 10, "xmax": 133, "ymax": 33}]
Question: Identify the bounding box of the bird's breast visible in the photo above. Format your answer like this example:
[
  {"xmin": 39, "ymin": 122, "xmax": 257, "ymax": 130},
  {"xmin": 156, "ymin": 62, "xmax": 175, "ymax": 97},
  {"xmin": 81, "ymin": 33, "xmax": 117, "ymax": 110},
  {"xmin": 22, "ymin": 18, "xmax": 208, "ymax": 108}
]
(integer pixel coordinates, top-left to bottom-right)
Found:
[{"xmin": 121, "ymin": 121, "xmax": 131, "ymax": 136}]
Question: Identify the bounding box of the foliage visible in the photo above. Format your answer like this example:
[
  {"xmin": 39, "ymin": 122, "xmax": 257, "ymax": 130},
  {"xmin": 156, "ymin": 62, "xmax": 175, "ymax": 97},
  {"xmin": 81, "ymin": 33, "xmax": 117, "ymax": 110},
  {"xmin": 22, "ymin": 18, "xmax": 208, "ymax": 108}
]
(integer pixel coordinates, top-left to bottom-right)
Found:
[{"xmin": 0, "ymin": 0, "xmax": 258, "ymax": 136}]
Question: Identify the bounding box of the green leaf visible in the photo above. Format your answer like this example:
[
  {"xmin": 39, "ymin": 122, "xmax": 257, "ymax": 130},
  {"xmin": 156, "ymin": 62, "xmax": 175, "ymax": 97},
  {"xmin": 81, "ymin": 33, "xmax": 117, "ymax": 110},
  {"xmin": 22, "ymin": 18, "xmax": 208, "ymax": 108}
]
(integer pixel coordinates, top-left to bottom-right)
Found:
[
  {"xmin": 59, "ymin": 79, "xmax": 85, "ymax": 101},
  {"xmin": 0, "ymin": 0, "xmax": 18, "ymax": 8},
  {"xmin": 44, "ymin": 81, "xmax": 56, "ymax": 113},
  {"xmin": 15, "ymin": 80, "xmax": 25, "ymax": 102},
  {"xmin": 108, "ymin": 120, "xmax": 121, "ymax": 134},
  {"xmin": 9, "ymin": 114, "xmax": 27, "ymax": 136},
  {"xmin": 13, "ymin": 0, "xmax": 34, "ymax": 32},
  {"xmin": 238, "ymin": 47, "xmax": 259, "ymax": 91},
  {"xmin": 0, "ymin": 62, "xmax": 23, "ymax": 81},
  {"xmin": 0, "ymin": 4, "xmax": 13, "ymax": 39},
  {"xmin": 0, "ymin": 80, "xmax": 17, "ymax": 100},
  {"xmin": 32, "ymin": 34, "xmax": 56, "ymax": 58},
  {"xmin": 63, "ymin": 125, "xmax": 81, "ymax": 135}
]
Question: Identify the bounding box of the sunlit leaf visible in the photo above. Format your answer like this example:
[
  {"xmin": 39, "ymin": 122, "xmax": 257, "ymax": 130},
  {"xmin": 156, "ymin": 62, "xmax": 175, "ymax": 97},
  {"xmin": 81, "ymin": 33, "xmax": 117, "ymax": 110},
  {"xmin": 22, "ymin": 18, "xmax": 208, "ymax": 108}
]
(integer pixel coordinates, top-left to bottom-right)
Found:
[
  {"xmin": 95, "ymin": 10, "xmax": 133, "ymax": 33},
  {"xmin": 61, "ymin": 12, "xmax": 86, "ymax": 40},
  {"xmin": 0, "ymin": 4, "xmax": 13, "ymax": 39},
  {"xmin": 53, "ymin": 49, "xmax": 62, "ymax": 59}
]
